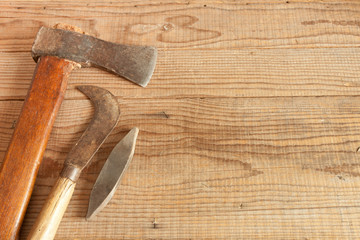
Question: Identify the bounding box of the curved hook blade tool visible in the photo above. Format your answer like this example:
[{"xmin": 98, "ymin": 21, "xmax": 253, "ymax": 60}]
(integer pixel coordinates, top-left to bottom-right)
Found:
[{"xmin": 27, "ymin": 85, "xmax": 120, "ymax": 240}]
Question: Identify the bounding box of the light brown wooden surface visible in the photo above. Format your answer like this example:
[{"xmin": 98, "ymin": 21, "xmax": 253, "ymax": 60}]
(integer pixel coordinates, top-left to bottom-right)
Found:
[{"xmin": 1, "ymin": 0, "xmax": 360, "ymax": 239}]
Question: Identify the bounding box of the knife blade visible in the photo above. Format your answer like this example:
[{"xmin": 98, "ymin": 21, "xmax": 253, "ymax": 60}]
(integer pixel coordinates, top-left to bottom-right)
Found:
[{"xmin": 86, "ymin": 127, "xmax": 139, "ymax": 219}]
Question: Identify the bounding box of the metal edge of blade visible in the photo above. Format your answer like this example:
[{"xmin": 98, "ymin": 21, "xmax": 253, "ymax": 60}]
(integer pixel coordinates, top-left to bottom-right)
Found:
[
  {"xmin": 86, "ymin": 127, "xmax": 139, "ymax": 220},
  {"xmin": 138, "ymin": 46, "xmax": 157, "ymax": 87},
  {"xmin": 65, "ymin": 85, "xmax": 120, "ymax": 169},
  {"xmin": 32, "ymin": 27, "xmax": 157, "ymax": 87}
]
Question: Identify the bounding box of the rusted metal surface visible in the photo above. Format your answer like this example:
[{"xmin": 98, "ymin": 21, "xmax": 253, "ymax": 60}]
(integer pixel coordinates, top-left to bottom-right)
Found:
[
  {"xmin": 86, "ymin": 127, "xmax": 139, "ymax": 220},
  {"xmin": 32, "ymin": 27, "xmax": 157, "ymax": 87},
  {"xmin": 60, "ymin": 85, "xmax": 120, "ymax": 181}
]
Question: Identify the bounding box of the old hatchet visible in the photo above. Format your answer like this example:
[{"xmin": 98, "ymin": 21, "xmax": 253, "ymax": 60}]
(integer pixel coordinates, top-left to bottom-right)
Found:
[{"xmin": 0, "ymin": 24, "xmax": 157, "ymax": 239}]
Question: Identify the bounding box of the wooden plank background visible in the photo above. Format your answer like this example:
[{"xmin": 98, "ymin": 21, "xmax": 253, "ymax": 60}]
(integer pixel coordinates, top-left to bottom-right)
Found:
[{"xmin": 1, "ymin": 0, "xmax": 360, "ymax": 239}]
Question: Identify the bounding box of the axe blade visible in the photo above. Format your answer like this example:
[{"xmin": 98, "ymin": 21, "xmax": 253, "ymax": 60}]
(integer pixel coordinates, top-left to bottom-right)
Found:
[{"xmin": 32, "ymin": 27, "xmax": 157, "ymax": 87}]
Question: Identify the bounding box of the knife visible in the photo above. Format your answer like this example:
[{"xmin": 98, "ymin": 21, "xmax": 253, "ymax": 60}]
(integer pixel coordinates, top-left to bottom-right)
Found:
[{"xmin": 86, "ymin": 127, "xmax": 139, "ymax": 219}]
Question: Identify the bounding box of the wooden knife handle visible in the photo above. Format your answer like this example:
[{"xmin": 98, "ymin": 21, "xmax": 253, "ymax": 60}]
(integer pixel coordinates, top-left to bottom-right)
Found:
[
  {"xmin": 0, "ymin": 56, "xmax": 76, "ymax": 239},
  {"xmin": 27, "ymin": 176, "xmax": 76, "ymax": 240}
]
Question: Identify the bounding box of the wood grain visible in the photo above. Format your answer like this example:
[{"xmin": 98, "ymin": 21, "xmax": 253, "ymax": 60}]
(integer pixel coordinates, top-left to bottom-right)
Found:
[
  {"xmin": 0, "ymin": 1, "xmax": 360, "ymax": 51},
  {"xmin": 0, "ymin": 0, "xmax": 359, "ymax": 239},
  {"xmin": 6, "ymin": 95, "xmax": 360, "ymax": 239}
]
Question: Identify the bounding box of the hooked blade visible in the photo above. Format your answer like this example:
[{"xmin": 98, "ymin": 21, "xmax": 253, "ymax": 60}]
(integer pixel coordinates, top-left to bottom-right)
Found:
[
  {"xmin": 32, "ymin": 27, "xmax": 157, "ymax": 87},
  {"xmin": 62, "ymin": 85, "xmax": 120, "ymax": 181},
  {"xmin": 86, "ymin": 127, "xmax": 139, "ymax": 220}
]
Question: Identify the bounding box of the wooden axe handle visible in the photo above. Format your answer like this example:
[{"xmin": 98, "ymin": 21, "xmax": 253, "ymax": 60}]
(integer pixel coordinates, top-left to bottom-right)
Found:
[
  {"xmin": 0, "ymin": 56, "xmax": 76, "ymax": 239},
  {"xmin": 27, "ymin": 176, "xmax": 75, "ymax": 240}
]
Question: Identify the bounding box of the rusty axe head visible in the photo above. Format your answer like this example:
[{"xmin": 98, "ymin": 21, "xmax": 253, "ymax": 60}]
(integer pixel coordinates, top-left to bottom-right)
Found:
[{"xmin": 32, "ymin": 26, "xmax": 157, "ymax": 87}]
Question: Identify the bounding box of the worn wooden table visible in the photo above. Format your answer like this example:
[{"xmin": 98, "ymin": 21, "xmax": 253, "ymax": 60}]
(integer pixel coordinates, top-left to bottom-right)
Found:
[{"xmin": 1, "ymin": 0, "xmax": 360, "ymax": 239}]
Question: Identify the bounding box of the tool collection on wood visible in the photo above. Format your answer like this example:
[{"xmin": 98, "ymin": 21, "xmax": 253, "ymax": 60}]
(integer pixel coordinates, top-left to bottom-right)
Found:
[{"xmin": 0, "ymin": 24, "xmax": 157, "ymax": 239}]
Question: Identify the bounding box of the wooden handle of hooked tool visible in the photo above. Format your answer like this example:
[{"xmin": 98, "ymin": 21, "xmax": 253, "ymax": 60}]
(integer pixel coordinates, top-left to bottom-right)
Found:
[
  {"xmin": 27, "ymin": 176, "xmax": 76, "ymax": 240},
  {"xmin": 0, "ymin": 56, "xmax": 77, "ymax": 239}
]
